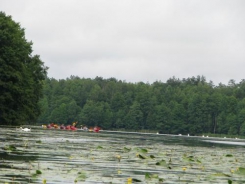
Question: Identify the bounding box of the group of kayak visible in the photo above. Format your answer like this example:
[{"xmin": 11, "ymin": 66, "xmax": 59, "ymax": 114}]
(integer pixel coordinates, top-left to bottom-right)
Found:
[{"xmin": 42, "ymin": 122, "xmax": 101, "ymax": 132}]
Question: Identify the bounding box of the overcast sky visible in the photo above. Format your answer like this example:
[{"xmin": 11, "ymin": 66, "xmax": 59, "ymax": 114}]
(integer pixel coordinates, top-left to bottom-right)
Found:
[{"xmin": 1, "ymin": 0, "xmax": 245, "ymax": 85}]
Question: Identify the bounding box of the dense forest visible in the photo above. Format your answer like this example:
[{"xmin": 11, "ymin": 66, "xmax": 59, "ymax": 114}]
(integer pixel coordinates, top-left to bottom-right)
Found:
[
  {"xmin": 37, "ymin": 75, "xmax": 245, "ymax": 135},
  {"xmin": 0, "ymin": 12, "xmax": 47, "ymax": 125}
]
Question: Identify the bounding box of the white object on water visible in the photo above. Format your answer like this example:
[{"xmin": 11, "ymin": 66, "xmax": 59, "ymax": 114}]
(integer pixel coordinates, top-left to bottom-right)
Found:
[{"xmin": 20, "ymin": 127, "xmax": 31, "ymax": 132}]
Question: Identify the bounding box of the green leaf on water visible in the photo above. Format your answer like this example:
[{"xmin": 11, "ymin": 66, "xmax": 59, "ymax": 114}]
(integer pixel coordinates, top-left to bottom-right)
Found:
[
  {"xmin": 3, "ymin": 145, "xmax": 17, "ymax": 151},
  {"xmin": 196, "ymin": 159, "xmax": 202, "ymax": 163},
  {"xmin": 140, "ymin": 148, "xmax": 148, "ymax": 153},
  {"xmin": 226, "ymin": 154, "xmax": 233, "ymax": 157},
  {"xmin": 235, "ymin": 167, "xmax": 245, "ymax": 175},
  {"xmin": 228, "ymin": 179, "xmax": 232, "ymax": 184},
  {"xmin": 76, "ymin": 171, "xmax": 87, "ymax": 181},
  {"xmin": 145, "ymin": 173, "xmax": 158, "ymax": 179},
  {"xmin": 96, "ymin": 146, "xmax": 103, "ymax": 149},
  {"xmin": 136, "ymin": 148, "xmax": 148, "ymax": 153},
  {"xmin": 151, "ymin": 174, "xmax": 159, "ymax": 178},
  {"xmin": 212, "ymin": 173, "xmax": 231, "ymax": 177},
  {"xmin": 156, "ymin": 159, "xmax": 167, "ymax": 166},
  {"xmin": 149, "ymin": 155, "xmax": 156, "ymax": 159},
  {"xmin": 36, "ymin": 170, "xmax": 42, "ymax": 174},
  {"xmin": 159, "ymin": 178, "xmax": 164, "ymax": 182},
  {"xmin": 132, "ymin": 178, "xmax": 142, "ymax": 182},
  {"xmin": 145, "ymin": 173, "xmax": 151, "ymax": 179},
  {"xmin": 137, "ymin": 154, "xmax": 147, "ymax": 159},
  {"xmin": 36, "ymin": 140, "xmax": 42, "ymax": 143},
  {"xmin": 183, "ymin": 155, "xmax": 195, "ymax": 162},
  {"xmin": 123, "ymin": 147, "xmax": 131, "ymax": 152}
]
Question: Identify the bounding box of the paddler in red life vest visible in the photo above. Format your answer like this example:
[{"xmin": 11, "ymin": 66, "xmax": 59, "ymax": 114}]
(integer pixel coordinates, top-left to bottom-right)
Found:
[{"xmin": 93, "ymin": 126, "xmax": 101, "ymax": 132}]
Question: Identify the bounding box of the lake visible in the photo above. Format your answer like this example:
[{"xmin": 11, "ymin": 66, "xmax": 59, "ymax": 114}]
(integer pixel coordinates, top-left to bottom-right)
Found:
[{"xmin": 1, "ymin": 126, "xmax": 245, "ymax": 183}]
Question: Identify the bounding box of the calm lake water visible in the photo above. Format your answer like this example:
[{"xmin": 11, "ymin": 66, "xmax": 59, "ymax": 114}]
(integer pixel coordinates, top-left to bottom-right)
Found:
[{"xmin": 1, "ymin": 126, "xmax": 245, "ymax": 183}]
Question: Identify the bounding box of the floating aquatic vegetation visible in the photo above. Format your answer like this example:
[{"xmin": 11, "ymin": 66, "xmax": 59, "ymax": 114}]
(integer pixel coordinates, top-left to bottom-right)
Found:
[
  {"xmin": 156, "ymin": 159, "xmax": 168, "ymax": 166},
  {"xmin": 75, "ymin": 171, "xmax": 87, "ymax": 181},
  {"xmin": 123, "ymin": 147, "xmax": 131, "ymax": 152},
  {"xmin": 136, "ymin": 153, "xmax": 147, "ymax": 159},
  {"xmin": 149, "ymin": 154, "xmax": 156, "ymax": 159},
  {"xmin": 1, "ymin": 127, "xmax": 245, "ymax": 183},
  {"xmin": 96, "ymin": 145, "xmax": 103, "ymax": 149},
  {"xmin": 3, "ymin": 145, "xmax": 17, "ymax": 151},
  {"xmin": 36, "ymin": 170, "xmax": 42, "ymax": 174},
  {"xmin": 135, "ymin": 147, "xmax": 148, "ymax": 153},
  {"xmin": 235, "ymin": 167, "xmax": 245, "ymax": 175},
  {"xmin": 226, "ymin": 154, "xmax": 233, "ymax": 157}
]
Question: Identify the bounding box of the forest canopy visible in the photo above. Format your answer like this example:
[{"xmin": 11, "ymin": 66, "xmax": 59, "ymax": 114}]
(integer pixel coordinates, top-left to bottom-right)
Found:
[
  {"xmin": 38, "ymin": 75, "xmax": 245, "ymax": 136},
  {"xmin": 0, "ymin": 12, "xmax": 48, "ymax": 125}
]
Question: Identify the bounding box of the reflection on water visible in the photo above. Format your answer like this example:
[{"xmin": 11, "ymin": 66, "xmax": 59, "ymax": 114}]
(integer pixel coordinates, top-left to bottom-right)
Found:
[
  {"xmin": 0, "ymin": 126, "xmax": 245, "ymax": 183},
  {"xmin": 203, "ymin": 140, "xmax": 245, "ymax": 146}
]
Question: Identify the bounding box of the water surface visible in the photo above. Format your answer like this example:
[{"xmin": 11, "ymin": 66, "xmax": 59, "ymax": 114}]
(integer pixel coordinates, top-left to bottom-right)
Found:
[{"xmin": 1, "ymin": 126, "xmax": 245, "ymax": 183}]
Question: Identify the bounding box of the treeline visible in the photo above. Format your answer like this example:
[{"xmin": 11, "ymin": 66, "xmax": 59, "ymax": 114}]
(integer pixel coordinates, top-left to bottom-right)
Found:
[{"xmin": 37, "ymin": 75, "xmax": 245, "ymax": 135}]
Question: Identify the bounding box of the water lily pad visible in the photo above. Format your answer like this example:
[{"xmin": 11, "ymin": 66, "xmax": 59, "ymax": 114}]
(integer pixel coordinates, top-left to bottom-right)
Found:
[
  {"xmin": 1, "ymin": 126, "xmax": 245, "ymax": 184},
  {"xmin": 156, "ymin": 159, "xmax": 167, "ymax": 166},
  {"xmin": 145, "ymin": 173, "xmax": 158, "ymax": 179},
  {"xmin": 228, "ymin": 179, "xmax": 233, "ymax": 184},
  {"xmin": 124, "ymin": 147, "xmax": 131, "ymax": 152},
  {"xmin": 149, "ymin": 155, "xmax": 156, "ymax": 159},
  {"xmin": 137, "ymin": 154, "xmax": 147, "ymax": 159},
  {"xmin": 135, "ymin": 148, "xmax": 148, "ymax": 153},
  {"xmin": 76, "ymin": 171, "xmax": 87, "ymax": 181},
  {"xmin": 235, "ymin": 167, "xmax": 245, "ymax": 175},
  {"xmin": 36, "ymin": 170, "xmax": 42, "ymax": 174},
  {"xmin": 132, "ymin": 178, "xmax": 142, "ymax": 182},
  {"xmin": 212, "ymin": 173, "xmax": 231, "ymax": 177},
  {"xmin": 3, "ymin": 145, "xmax": 17, "ymax": 151}
]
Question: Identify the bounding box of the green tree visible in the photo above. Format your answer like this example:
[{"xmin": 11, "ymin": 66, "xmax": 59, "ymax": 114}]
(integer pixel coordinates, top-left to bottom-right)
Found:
[
  {"xmin": 49, "ymin": 103, "xmax": 68, "ymax": 124},
  {"xmin": 0, "ymin": 12, "xmax": 48, "ymax": 125},
  {"xmin": 37, "ymin": 96, "xmax": 49, "ymax": 124},
  {"xmin": 78, "ymin": 100, "xmax": 103, "ymax": 127},
  {"xmin": 152, "ymin": 103, "xmax": 171, "ymax": 133},
  {"xmin": 240, "ymin": 122, "xmax": 245, "ymax": 135},
  {"xmin": 135, "ymin": 83, "xmax": 154, "ymax": 129},
  {"xmin": 169, "ymin": 101, "xmax": 187, "ymax": 134},
  {"xmin": 124, "ymin": 101, "xmax": 143, "ymax": 130},
  {"xmin": 66, "ymin": 100, "xmax": 81, "ymax": 124},
  {"xmin": 100, "ymin": 102, "xmax": 113, "ymax": 129},
  {"xmin": 36, "ymin": 74, "xmax": 245, "ymax": 135},
  {"xmin": 227, "ymin": 113, "xmax": 238, "ymax": 135},
  {"xmin": 111, "ymin": 92, "xmax": 126, "ymax": 112},
  {"xmin": 187, "ymin": 93, "xmax": 209, "ymax": 134},
  {"xmin": 114, "ymin": 109, "xmax": 126, "ymax": 129}
]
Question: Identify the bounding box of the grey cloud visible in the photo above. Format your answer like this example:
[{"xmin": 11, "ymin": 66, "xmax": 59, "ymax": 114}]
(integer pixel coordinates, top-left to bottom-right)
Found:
[{"xmin": 1, "ymin": 0, "xmax": 245, "ymax": 85}]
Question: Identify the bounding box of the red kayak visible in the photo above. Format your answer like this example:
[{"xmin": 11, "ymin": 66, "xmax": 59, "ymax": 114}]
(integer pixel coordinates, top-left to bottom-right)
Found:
[{"xmin": 93, "ymin": 126, "xmax": 101, "ymax": 133}]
